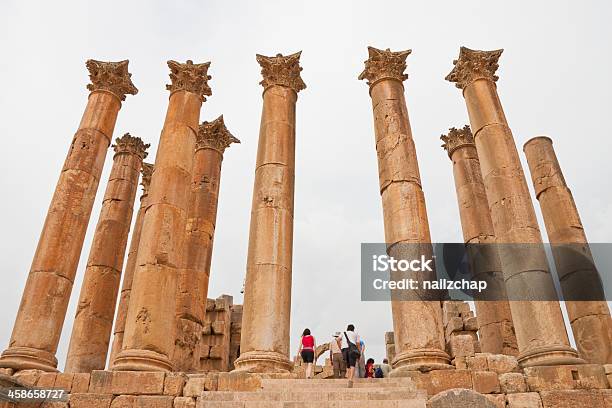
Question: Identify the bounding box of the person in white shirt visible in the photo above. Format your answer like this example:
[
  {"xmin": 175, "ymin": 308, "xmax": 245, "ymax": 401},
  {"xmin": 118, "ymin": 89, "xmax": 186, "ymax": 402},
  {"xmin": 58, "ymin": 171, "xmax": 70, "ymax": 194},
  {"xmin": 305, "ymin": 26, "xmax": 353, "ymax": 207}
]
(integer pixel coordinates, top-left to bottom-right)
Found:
[
  {"xmin": 340, "ymin": 324, "xmax": 362, "ymax": 379},
  {"xmin": 329, "ymin": 332, "xmax": 345, "ymax": 378}
]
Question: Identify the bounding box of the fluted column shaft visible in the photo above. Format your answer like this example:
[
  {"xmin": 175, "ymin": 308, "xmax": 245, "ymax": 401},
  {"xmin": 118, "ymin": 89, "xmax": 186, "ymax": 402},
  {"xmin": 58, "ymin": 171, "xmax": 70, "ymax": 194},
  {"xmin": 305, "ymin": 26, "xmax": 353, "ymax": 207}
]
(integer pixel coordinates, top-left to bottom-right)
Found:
[
  {"xmin": 108, "ymin": 163, "xmax": 152, "ymax": 366},
  {"xmin": 524, "ymin": 136, "xmax": 612, "ymax": 364},
  {"xmin": 234, "ymin": 52, "xmax": 305, "ymax": 373},
  {"xmin": 442, "ymin": 126, "xmax": 518, "ymax": 355},
  {"xmin": 174, "ymin": 117, "xmax": 238, "ymax": 372},
  {"xmin": 112, "ymin": 60, "xmax": 211, "ymax": 372},
  {"xmin": 65, "ymin": 135, "xmax": 148, "ymax": 373},
  {"xmin": 359, "ymin": 47, "xmax": 451, "ymax": 373},
  {"xmin": 0, "ymin": 60, "xmax": 137, "ymax": 372},
  {"xmin": 446, "ymin": 47, "xmax": 583, "ymax": 367}
]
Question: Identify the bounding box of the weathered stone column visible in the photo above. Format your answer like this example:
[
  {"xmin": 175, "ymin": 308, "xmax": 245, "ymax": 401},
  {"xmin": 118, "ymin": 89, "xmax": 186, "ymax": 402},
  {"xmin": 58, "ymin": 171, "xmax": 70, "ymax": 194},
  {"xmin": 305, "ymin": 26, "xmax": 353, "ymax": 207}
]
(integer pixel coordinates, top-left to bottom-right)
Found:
[
  {"xmin": 524, "ymin": 136, "xmax": 612, "ymax": 364},
  {"xmin": 446, "ymin": 47, "xmax": 583, "ymax": 367},
  {"xmin": 112, "ymin": 60, "xmax": 211, "ymax": 372},
  {"xmin": 65, "ymin": 134, "xmax": 149, "ymax": 373},
  {"xmin": 441, "ymin": 125, "xmax": 518, "ymax": 356},
  {"xmin": 174, "ymin": 116, "xmax": 239, "ymax": 372},
  {"xmin": 108, "ymin": 162, "xmax": 154, "ymax": 365},
  {"xmin": 0, "ymin": 60, "xmax": 137, "ymax": 372},
  {"xmin": 359, "ymin": 47, "xmax": 451, "ymax": 373},
  {"xmin": 233, "ymin": 52, "xmax": 305, "ymax": 372}
]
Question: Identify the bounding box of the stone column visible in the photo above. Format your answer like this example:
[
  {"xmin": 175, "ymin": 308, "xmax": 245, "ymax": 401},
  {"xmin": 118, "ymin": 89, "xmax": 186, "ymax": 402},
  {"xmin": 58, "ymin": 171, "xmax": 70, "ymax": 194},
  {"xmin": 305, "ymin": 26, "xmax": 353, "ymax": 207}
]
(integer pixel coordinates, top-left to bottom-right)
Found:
[
  {"xmin": 112, "ymin": 60, "xmax": 211, "ymax": 372},
  {"xmin": 524, "ymin": 136, "xmax": 612, "ymax": 364},
  {"xmin": 65, "ymin": 134, "xmax": 149, "ymax": 373},
  {"xmin": 108, "ymin": 162, "xmax": 154, "ymax": 365},
  {"xmin": 0, "ymin": 60, "xmax": 137, "ymax": 372},
  {"xmin": 233, "ymin": 52, "xmax": 305, "ymax": 372},
  {"xmin": 446, "ymin": 47, "xmax": 583, "ymax": 367},
  {"xmin": 174, "ymin": 116, "xmax": 239, "ymax": 372},
  {"xmin": 359, "ymin": 47, "xmax": 451, "ymax": 373},
  {"xmin": 441, "ymin": 125, "xmax": 518, "ymax": 356}
]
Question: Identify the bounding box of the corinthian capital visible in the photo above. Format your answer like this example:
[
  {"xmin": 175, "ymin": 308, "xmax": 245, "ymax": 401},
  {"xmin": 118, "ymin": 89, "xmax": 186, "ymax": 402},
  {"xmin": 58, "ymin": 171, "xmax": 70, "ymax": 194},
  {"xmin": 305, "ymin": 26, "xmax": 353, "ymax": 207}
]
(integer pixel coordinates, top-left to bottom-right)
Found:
[
  {"xmin": 446, "ymin": 47, "xmax": 503, "ymax": 90},
  {"xmin": 256, "ymin": 52, "xmax": 306, "ymax": 93},
  {"xmin": 197, "ymin": 115, "xmax": 240, "ymax": 154},
  {"xmin": 440, "ymin": 125, "xmax": 474, "ymax": 158},
  {"xmin": 141, "ymin": 162, "xmax": 154, "ymax": 196},
  {"xmin": 112, "ymin": 133, "xmax": 150, "ymax": 159},
  {"xmin": 86, "ymin": 60, "xmax": 138, "ymax": 101},
  {"xmin": 358, "ymin": 47, "xmax": 411, "ymax": 87},
  {"xmin": 166, "ymin": 60, "xmax": 212, "ymax": 101}
]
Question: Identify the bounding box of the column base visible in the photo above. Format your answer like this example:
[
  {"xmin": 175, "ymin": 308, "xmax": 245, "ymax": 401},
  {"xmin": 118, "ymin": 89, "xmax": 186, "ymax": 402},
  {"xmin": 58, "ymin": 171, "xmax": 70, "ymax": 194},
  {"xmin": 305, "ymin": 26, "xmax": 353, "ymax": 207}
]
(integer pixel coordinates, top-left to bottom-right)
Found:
[
  {"xmin": 518, "ymin": 344, "xmax": 585, "ymax": 368},
  {"xmin": 111, "ymin": 349, "xmax": 173, "ymax": 372},
  {"xmin": 232, "ymin": 350, "xmax": 293, "ymax": 373},
  {"xmin": 0, "ymin": 346, "xmax": 58, "ymax": 372},
  {"xmin": 390, "ymin": 348, "xmax": 453, "ymax": 375}
]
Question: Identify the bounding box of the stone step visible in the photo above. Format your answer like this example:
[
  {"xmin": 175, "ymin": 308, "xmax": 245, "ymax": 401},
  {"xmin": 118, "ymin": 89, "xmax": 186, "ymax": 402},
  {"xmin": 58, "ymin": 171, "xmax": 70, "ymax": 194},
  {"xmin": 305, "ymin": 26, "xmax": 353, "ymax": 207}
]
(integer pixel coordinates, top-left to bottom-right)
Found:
[
  {"xmin": 201, "ymin": 389, "xmax": 424, "ymax": 401},
  {"xmin": 261, "ymin": 378, "xmax": 416, "ymax": 390},
  {"xmin": 197, "ymin": 400, "xmax": 426, "ymax": 408}
]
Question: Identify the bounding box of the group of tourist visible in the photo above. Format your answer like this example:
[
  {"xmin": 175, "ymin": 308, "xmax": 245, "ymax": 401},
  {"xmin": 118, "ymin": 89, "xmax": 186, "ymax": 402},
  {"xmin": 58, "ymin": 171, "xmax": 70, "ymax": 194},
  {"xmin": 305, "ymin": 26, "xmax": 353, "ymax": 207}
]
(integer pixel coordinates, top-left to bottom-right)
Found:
[{"xmin": 296, "ymin": 324, "xmax": 392, "ymax": 379}]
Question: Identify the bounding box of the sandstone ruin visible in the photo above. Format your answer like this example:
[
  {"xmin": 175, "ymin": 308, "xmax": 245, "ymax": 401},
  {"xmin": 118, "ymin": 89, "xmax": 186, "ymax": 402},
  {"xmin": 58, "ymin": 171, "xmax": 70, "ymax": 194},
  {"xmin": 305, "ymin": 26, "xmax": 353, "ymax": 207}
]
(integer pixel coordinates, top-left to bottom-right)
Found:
[{"xmin": 0, "ymin": 49, "xmax": 610, "ymax": 408}]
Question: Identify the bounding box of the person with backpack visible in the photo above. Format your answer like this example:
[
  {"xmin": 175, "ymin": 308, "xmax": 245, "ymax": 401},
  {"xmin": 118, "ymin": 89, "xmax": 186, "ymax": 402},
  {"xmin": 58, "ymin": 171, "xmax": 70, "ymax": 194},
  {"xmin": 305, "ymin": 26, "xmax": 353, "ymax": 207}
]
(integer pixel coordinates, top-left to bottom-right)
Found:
[
  {"xmin": 379, "ymin": 358, "xmax": 391, "ymax": 378},
  {"xmin": 340, "ymin": 324, "xmax": 361, "ymax": 380},
  {"xmin": 296, "ymin": 328, "xmax": 316, "ymax": 379}
]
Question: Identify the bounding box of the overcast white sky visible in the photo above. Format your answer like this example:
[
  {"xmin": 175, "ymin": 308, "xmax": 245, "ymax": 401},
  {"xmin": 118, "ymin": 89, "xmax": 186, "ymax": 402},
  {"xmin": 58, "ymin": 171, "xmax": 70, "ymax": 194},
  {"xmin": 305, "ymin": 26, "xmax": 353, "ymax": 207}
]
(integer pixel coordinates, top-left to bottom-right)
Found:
[{"xmin": 1, "ymin": 1, "xmax": 611, "ymax": 371}]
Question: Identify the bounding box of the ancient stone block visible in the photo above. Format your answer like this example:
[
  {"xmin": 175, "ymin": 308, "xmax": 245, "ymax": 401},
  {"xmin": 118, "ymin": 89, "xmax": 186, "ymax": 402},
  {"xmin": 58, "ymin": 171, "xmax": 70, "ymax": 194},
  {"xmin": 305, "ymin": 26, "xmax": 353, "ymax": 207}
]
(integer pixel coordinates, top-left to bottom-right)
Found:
[
  {"xmin": 164, "ymin": 373, "xmax": 187, "ymax": 396},
  {"xmin": 445, "ymin": 317, "xmax": 464, "ymax": 337},
  {"xmin": 486, "ymin": 354, "xmax": 519, "ymax": 374},
  {"xmin": 466, "ymin": 354, "xmax": 489, "ymax": 371},
  {"xmin": 205, "ymin": 299, "xmax": 215, "ymax": 312},
  {"xmin": 69, "ymin": 393, "xmax": 113, "ymax": 408},
  {"xmin": 183, "ymin": 375, "xmax": 218, "ymax": 397},
  {"xmin": 472, "ymin": 370, "xmax": 500, "ymax": 394},
  {"xmin": 449, "ymin": 334, "xmax": 475, "ymax": 358},
  {"xmin": 539, "ymin": 390, "xmax": 606, "ymax": 408},
  {"xmin": 217, "ymin": 372, "xmax": 262, "ymax": 392},
  {"xmin": 37, "ymin": 372, "xmax": 57, "ymax": 388},
  {"xmin": 211, "ymin": 321, "xmax": 226, "ymax": 335},
  {"xmin": 200, "ymin": 345, "xmax": 210, "ymax": 359},
  {"xmin": 209, "ymin": 345, "xmax": 224, "ymax": 359},
  {"xmin": 453, "ymin": 357, "xmax": 467, "ymax": 369},
  {"xmin": 464, "ymin": 316, "xmax": 479, "ymax": 331},
  {"xmin": 54, "ymin": 373, "xmax": 74, "ymax": 392},
  {"xmin": 506, "ymin": 392, "xmax": 543, "ymax": 408},
  {"xmin": 385, "ymin": 331, "xmax": 395, "ymax": 344},
  {"xmin": 72, "ymin": 373, "xmax": 91, "ymax": 393},
  {"xmin": 499, "ymin": 372, "xmax": 527, "ymax": 394},
  {"xmin": 428, "ymin": 388, "xmax": 496, "ymax": 408},
  {"xmin": 524, "ymin": 364, "xmax": 608, "ymax": 391},
  {"xmin": 485, "ymin": 394, "xmax": 506, "ymax": 408},
  {"xmin": 415, "ymin": 370, "xmax": 473, "ymax": 396},
  {"xmin": 89, "ymin": 370, "xmax": 165, "ymax": 395},
  {"xmin": 173, "ymin": 397, "xmax": 196, "ymax": 408},
  {"xmin": 110, "ymin": 395, "xmax": 174, "ymax": 408},
  {"xmin": 215, "ymin": 296, "xmax": 232, "ymax": 311},
  {"xmin": 201, "ymin": 323, "xmax": 211, "ymax": 335},
  {"xmin": 13, "ymin": 369, "xmax": 43, "ymax": 386}
]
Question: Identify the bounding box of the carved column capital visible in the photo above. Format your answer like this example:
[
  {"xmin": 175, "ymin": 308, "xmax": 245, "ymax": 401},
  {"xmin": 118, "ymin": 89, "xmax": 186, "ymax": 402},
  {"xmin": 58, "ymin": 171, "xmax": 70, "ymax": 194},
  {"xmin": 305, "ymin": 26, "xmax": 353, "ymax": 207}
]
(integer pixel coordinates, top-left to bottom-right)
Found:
[
  {"xmin": 166, "ymin": 60, "xmax": 212, "ymax": 101},
  {"xmin": 86, "ymin": 60, "xmax": 138, "ymax": 101},
  {"xmin": 140, "ymin": 163, "xmax": 154, "ymax": 196},
  {"xmin": 256, "ymin": 52, "xmax": 306, "ymax": 93},
  {"xmin": 112, "ymin": 133, "xmax": 150, "ymax": 160},
  {"xmin": 358, "ymin": 47, "xmax": 411, "ymax": 87},
  {"xmin": 197, "ymin": 115, "xmax": 240, "ymax": 154},
  {"xmin": 440, "ymin": 125, "xmax": 474, "ymax": 158},
  {"xmin": 446, "ymin": 47, "xmax": 503, "ymax": 90}
]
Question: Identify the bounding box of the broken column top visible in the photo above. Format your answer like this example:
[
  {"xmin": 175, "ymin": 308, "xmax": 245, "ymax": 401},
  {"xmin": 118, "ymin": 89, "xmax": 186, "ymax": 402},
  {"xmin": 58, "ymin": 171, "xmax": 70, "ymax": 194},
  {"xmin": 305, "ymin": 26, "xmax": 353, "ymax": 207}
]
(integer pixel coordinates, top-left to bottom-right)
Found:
[
  {"xmin": 358, "ymin": 46, "xmax": 411, "ymax": 87},
  {"xmin": 255, "ymin": 51, "xmax": 306, "ymax": 93},
  {"xmin": 440, "ymin": 125, "xmax": 474, "ymax": 158},
  {"xmin": 140, "ymin": 162, "xmax": 154, "ymax": 196},
  {"xmin": 445, "ymin": 46, "xmax": 503, "ymax": 90},
  {"xmin": 112, "ymin": 133, "xmax": 150, "ymax": 159},
  {"xmin": 197, "ymin": 115, "xmax": 240, "ymax": 154},
  {"xmin": 166, "ymin": 59, "xmax": 212, "ymax": 101},
  {"xmin": 86, "ymin": 59, "xmax": 138, "ymax": 101}
]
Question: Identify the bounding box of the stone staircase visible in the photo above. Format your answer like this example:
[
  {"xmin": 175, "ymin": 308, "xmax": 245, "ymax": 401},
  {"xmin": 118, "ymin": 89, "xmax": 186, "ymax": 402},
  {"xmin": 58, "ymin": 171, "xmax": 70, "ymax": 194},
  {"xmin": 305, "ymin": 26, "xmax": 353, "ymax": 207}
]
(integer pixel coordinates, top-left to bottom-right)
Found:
[{"xmin": 199, "ymin": 378, "xmax": 427, "ymax": 407}]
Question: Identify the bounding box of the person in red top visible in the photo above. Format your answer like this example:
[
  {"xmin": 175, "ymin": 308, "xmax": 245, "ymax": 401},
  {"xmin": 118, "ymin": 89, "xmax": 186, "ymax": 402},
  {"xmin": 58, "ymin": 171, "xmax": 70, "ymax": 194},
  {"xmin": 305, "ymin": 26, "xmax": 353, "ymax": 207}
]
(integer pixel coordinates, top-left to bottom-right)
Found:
[
  {"xmin": 297, "ymin": 328, "xmax": 316, "ymax": 379},
  {"xmin": 365, "ymin": 358, "xmax": 375, "ymax": 378}
]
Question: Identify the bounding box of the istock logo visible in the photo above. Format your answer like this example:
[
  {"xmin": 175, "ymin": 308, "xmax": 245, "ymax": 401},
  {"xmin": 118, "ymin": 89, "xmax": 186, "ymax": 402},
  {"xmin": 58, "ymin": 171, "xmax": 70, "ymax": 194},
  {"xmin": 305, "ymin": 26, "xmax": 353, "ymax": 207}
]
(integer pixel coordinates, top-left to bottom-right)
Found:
[{"xmin": 372, "ymin": 254, "xmax": 434, "ymax": 272}]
